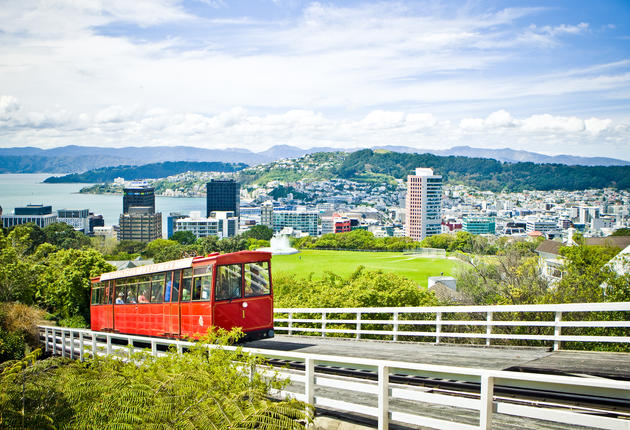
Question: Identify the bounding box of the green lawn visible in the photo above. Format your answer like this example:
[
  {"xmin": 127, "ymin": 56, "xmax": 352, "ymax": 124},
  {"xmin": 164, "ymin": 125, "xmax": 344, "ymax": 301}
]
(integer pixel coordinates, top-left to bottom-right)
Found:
[{"xmin": 270, "ymin": 250, "xmax": 461, "ymax": 287}]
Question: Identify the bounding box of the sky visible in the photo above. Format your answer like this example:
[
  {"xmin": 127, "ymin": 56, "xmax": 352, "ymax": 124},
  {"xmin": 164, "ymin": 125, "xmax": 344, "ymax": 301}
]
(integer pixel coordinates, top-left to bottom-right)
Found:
[{"xmin": 0, "ymin": 0, "xmax": 629, "ymax": 159}]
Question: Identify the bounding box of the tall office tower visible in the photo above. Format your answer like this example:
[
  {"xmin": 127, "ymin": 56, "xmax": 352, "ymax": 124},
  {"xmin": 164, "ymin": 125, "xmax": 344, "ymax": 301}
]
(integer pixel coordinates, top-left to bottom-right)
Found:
[
  {"xmin": 405, "ymin": 168, "xmax": 442, "ymax": 241},
  {"xmin": 261, "ymin": 201, "xmax": 273, "ymax": 227},
  {"xmin": 206, "ymin": 179, "xmax": 240, "ymax": 218},
  {"xmin": 123, "ymin": 183, "xmax": 155, "ymax": 214},
  {"xmin": 118, "ymin": 207, "xmax": 162, "ymax": 243}
]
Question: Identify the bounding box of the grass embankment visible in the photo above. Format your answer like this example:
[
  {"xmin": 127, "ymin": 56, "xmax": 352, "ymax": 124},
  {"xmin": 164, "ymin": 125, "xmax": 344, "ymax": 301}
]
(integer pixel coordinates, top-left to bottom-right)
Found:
[{"xmin": 271, "ymin": 249, "xmax": 461, "ymax": 287}]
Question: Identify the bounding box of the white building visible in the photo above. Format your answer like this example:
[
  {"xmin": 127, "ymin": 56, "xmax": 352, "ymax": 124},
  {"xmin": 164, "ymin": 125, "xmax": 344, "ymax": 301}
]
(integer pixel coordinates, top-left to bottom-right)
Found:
[
  {"xmin": 57, "ymin": 208, "xmax": 90, "ymax": 233},
  {"xmin": 174, "ymin": 211, "xmax": 238, "ymax": 239},
  {"xmin": 405, "ymin": 168, "xmax": 442, "ymax": 241}
]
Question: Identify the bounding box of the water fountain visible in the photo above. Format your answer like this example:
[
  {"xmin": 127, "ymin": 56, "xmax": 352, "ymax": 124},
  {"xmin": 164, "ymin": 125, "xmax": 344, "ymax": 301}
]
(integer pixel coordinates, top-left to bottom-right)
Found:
[{"xmin": 257, "ymin": 234, "xmax": 299, "ymax": 255}]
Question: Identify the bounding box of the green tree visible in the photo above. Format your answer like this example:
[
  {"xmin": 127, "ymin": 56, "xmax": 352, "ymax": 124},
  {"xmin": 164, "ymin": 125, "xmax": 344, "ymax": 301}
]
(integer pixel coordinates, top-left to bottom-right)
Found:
[
  {"xmin": 143, "ymin": 238, "xmax": 179, "ymax": 259},
  {"xmin": 43, "ymin": 222, "xmax": 91, "ymax": 249},
  {"xmin": 546, "ymin": 245, "xmax": 622, "ymax": 303},
  {"xmin": 242, "ymin": 225, "xmax": 274, "ymax": 241},
  {"xmin": 611, "ymin": 228, "xmax": 630, "ymax": 236},
  {"xmin": 6, "ymin": 224, "xmax": 46, "ymax": 256},
  {"xmin": 37, "ymin": 249, "xmax": 114, "ymax": 325},
  {"xmin": 274, "ymin": 267, "xmax": 438, "ymax": 308},
  {"xmin": 171, "ymin": 230, "xmax": 197, "ymax": 245},
  {"xmin": 115, "ymin": 240, "xmax": 146, "ymax": 255}
]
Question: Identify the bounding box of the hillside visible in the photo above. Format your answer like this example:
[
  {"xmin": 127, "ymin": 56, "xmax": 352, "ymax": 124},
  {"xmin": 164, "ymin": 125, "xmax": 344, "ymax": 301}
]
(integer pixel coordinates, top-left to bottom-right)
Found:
[
  {"xmin": 44, "ymin": 161, "xmax": 248, "ymax": 183},
  {"xmin": 335, "ymin": 150, "xmax": 630, "ymax": 192},
  {"xmin": 1, "ymin": 144, "xmax": 628, "ymax": 174}
]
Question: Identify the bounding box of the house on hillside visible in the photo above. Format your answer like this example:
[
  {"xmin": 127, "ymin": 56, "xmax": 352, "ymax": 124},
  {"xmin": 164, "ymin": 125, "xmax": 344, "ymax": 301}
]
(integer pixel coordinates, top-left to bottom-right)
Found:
[{"xmin": 535, "ymin": 236, "xmax": 630, "ymax": 284}]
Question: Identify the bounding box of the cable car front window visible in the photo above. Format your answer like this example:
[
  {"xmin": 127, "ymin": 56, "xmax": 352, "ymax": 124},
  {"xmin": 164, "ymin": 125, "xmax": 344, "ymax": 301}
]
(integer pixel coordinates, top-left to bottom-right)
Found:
[
  {"xmin": 215, "ymin": 264, "xmax": 242, "ymax": 301},
  {"xmin": 244, "ymin": 262, "xmax": 270, "ymax": 297}
]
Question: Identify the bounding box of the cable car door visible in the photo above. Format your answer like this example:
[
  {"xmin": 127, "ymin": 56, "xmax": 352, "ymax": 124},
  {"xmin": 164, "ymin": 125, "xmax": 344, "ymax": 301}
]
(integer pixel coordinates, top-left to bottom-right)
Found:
[
  {"xmin": 213, "ymin": 264, "xmax": 245, "ymax": 332},
  {"xmin": 105, "ymin": 281, "xmax": 114, "ymax": 330},
  {"xmin": 163, "ymin": 270, "xmax": 181, "ymax": 337}
]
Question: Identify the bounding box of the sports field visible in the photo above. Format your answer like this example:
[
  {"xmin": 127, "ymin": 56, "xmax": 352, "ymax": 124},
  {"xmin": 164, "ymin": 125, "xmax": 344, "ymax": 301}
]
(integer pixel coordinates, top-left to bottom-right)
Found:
[{"xmin": 271, "ymin": 250, "xmax": 461, "ymax": 286}]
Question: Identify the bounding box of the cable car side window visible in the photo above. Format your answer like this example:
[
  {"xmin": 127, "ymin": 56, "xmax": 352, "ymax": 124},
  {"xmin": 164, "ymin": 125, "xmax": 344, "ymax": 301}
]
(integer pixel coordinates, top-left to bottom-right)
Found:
[
  {"xmin": 91, "ymin": 282, "xmax": 100, "ymax": 305},
  {"xmin": 150, "ymin": 273, "xmax": 165, "ymax": 303},
  {"xmin": 244, "ymin": 262, "xmax": 270, "ymax": 297},
  {"xmin": 192, "ymin": 265, "xmax": 213, "ymax": 301},
  {"xmin": 215, "ymin": 264, "xmax": 242, "ymax": 301},
  {"xmin": 127, "ymin": 277, "xmax": 138, "ymax": 304},
  {"xmin": 171, "ymin": 270, "xmax": 181, "ymax": 302},
  {"xmin": 181, "ymin": 269, "xmax": 193, "ymax": 301}
]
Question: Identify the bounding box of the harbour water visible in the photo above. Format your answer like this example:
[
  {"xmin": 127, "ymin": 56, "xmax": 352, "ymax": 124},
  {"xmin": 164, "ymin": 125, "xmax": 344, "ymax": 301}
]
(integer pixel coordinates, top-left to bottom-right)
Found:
[{"xmin": 0, "ymin": 174, "xmax": 205, "ymax": 236}]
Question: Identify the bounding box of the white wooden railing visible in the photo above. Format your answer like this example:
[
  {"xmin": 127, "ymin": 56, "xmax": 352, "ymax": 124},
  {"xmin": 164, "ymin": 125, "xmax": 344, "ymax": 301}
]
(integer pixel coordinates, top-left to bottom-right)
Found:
[
  {"xmin": 39, "ymin": 326, "xmax": 630, "ymax": 430},
  {"xmin": 275, "ymin": 302, "xmax": 630, "ymax": 350}
]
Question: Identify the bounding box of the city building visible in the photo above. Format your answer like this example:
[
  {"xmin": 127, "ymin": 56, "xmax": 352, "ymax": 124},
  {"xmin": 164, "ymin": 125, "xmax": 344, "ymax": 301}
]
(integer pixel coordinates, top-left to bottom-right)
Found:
[
  {"xmin": 118, "ymin": 207, "xmax": 162, "ymax": 243},
  {"xmin": 93, "ymin": 226, "xmax": 117, "ymax": 240},
  {"xmin": 174, "ymin": 211, "xmax": 238, "ymax": 239},
  {"xmin": 1, "ymin": 204, "xmax": 58, "ymax": 229},
  {"xmin": 57, "ymin": 208, "xmax": 90, "ymax": 233},
  {"xmin": 123, "ymin": 183, "xmax": 155, "ymax": 214},
  {"xmin": 526, "ymin": 218, "xmax": 558, "ymax": 235},
  {"xmin": 167, "ymin": 212, "xmax": 187, "ymax": 239},
  {"xmin": 273, "ymin": 209, "xmax": 318, "ymax": 236},
  {"xmin": 462, "ymin": 217, "xmax": 496, "ymax": 235},
  {"xmin": 261, "ymin": 201, "xmax": 273, "ymax": 227},
  {"xmin": 405, "ymin": 167, "xmax": 442, "ymax": 241},
  {"xmin": 206, "ymin": 179, "xmax": 240, "ymax": 218},
  {"xmin": 88, "ymin": 213, "xmax": 105, "ymax": 234}
]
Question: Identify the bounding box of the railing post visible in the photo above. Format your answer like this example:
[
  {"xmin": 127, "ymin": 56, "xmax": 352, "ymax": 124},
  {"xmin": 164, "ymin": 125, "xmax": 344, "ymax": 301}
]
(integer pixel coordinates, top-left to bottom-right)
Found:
[
  {"xmin": 44, "ymin": 327, "xmax": 49, "ymax": 353},
  {"xmin": 151, "ymin": 340, "xmax": 157, "ymax": 357},
  {"xmin": 128, "ymin": 337, "xmax": 133, "ymax": 358},
  {"xmin": 321, "ymin": 312, "xmax": 327, "ymax": 338},
  {"xmin": 52, "ymin": 329, "xmax": 56, "ymax": 356},
  {"xmin": 288, "ymin": 312, "xmax": 293, "ymax": 336},
  {"xmin": 177, "ymin": 343, "xmax": 183, "ymax": 354},
  {"xmin": 554, "ymin": 311, "xmax": 563, "ymax": 351},
  {"xmin": 305, "ymin": 357, "xmax": 314, "ymax": 405},
  {"xmin": 479, "ymin": 374, "xmax": 494, "ymax": 430},
  {"xmin": 91, "ymin": 333, "xmax": 97, "ymax": 358},
  {"xmin": 393, "ymin": 312, "xmax": 399, "ymax": 342},
  {"xmin": 435, "ymin": 312, "xmax": 442, "ymax": 344},
  {"xmin": 378, "ymin": 365, "xmax": 389, "ymax": 430},
  {"xmin": 61, "ymin": 330, "xmax": 66, "ymax": 357},
  {"xmin": 356, "ymin": 312, "xmax": 362, "ymax": 340},
  {"xmin": 486, "ymin": 312, "xmax": 493, "ymax": 347},
  {"xmin": 79, "ymin": 332, "xmax": 84, "ymax": 361},
  {"xmin": 106, "ymin": 334, "xmax": 112, "ymax": 355},
  {"xmin": 69, "ymin": 331, "xmax": 74, "ymax": 359}
]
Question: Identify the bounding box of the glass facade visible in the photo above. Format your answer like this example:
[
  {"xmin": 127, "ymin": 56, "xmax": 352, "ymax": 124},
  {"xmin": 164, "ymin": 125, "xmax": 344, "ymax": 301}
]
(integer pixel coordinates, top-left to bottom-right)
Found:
[
  {"xmin": 206, "ymin": 180, "xmax": 240, "ymax": 218},
  {"xmin": 123, "ymin": 186, "xmax": 155, "ymax": 214}
]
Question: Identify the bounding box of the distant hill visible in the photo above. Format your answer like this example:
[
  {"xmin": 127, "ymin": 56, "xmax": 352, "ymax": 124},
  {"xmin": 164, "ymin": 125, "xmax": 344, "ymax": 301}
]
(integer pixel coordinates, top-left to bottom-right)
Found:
[
  {"xmin": 43, "ymin": 161, "xmax": 248, "ymax": 183},
  {"xmin": 1, "ymin": 144, "xmax": 627, "ymax": 174},
  {"xmin": 373, "ymin": 145, "xmax": 630, "ymax": 166},
  {"xmin": 335, "ymin": 150, "xmax": 630, "ymax": 192}
]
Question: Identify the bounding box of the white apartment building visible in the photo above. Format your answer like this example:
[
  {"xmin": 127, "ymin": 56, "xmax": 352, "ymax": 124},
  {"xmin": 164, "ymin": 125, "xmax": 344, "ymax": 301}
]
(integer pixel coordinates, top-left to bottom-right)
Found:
[
  {"xmin": 174, "ymin": 211, "xmax": 237, "ymax": 239},
  {"xmin": 405, "ymin": 168, "xmax": 442, "ymax": 241}
]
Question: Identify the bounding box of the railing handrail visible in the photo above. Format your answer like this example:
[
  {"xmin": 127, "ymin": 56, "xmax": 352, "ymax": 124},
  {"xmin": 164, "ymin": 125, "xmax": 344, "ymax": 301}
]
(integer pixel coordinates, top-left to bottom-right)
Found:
[
  {"xmin": 37, "ymin": 325, "xmax": 630, "ymax": 390},
  {"xmin": 275, "ymin": 301, "xmax": 630, "ymax": 313}
]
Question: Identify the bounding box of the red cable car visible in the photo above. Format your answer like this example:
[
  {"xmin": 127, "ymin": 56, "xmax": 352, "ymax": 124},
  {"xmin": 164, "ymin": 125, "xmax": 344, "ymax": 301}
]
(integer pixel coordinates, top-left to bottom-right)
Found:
[{"xmin": 90, "ymin": 251, "xmax": 274, "ymax": 340}]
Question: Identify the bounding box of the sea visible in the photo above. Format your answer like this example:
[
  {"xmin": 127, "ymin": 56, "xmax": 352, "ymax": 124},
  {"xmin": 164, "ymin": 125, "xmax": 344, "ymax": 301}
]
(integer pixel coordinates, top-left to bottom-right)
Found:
[{"xmin": 0, "ymin": 174, "xmax": 206, "ymax": 237}]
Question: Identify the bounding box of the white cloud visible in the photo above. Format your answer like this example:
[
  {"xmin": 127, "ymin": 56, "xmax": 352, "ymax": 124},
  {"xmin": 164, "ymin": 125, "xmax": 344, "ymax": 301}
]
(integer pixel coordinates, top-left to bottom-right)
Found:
[
  {"xmin": 0, "ymin": 95, "xmax": 20, "ymax": 119},
  {"xmin": 521, "ymin": 114, "xmax": 584, "ymax": 133},
  {"xmin": 584, "ymin": 117, "xmax": 612, "ymax": 134},
  {"xmin": 1, "ymin": 98, "xmax": 627, "ymax": 159}
]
